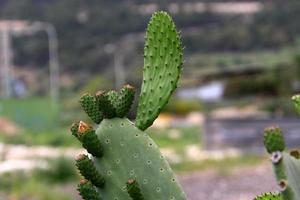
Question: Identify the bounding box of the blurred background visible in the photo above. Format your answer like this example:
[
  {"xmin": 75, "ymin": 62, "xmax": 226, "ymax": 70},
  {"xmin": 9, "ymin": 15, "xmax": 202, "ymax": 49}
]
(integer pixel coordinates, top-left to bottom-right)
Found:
[{"xmin": 0, "ymin": 0, "xmax": 300, "ymax": 199}]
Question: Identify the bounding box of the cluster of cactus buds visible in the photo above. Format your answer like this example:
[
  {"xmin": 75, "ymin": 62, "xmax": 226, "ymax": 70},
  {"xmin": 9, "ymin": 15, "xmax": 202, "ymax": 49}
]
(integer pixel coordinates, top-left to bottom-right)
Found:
[{"xmin": 70, "ymin": 11, "xmax": 186, "ymax": 200}]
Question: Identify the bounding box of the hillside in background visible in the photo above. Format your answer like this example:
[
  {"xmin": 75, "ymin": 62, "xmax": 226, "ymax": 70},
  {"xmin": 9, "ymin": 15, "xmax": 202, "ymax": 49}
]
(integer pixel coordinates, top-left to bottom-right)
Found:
[{"xmin": 0, "ymin": 0, "xmax": 299, "ymax": 77}]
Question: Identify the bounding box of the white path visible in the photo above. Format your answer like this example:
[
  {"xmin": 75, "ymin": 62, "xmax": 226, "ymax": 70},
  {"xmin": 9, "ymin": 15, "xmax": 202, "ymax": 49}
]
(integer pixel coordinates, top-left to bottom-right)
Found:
[{"xmin": 0, "ymin": 143, "xmax": 240, "ymax": 174}]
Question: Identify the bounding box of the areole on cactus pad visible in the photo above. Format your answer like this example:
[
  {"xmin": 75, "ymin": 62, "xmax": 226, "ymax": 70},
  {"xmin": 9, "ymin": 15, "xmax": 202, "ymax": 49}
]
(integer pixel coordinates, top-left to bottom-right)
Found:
[{"xmin": 70, "ymin": 11, "xmax": 186, "ymax": 200}]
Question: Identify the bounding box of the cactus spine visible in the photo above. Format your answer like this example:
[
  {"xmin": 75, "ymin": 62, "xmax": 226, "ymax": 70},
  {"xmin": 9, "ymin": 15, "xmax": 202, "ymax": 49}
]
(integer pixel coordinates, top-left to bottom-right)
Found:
[{"xmin": 71, "ymin": 11, "xmax": 186, "ymax": 200}]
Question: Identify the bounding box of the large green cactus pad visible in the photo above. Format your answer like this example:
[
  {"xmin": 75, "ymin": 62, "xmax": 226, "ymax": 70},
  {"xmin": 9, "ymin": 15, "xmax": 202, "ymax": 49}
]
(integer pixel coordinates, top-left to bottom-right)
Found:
[
  {"xmin": 94, "ymin": 118, "xmax": 186, "ymax": 200},
  {"xmin": 136, "ymin": 11, "xmax": 183, "ymax": 131}
]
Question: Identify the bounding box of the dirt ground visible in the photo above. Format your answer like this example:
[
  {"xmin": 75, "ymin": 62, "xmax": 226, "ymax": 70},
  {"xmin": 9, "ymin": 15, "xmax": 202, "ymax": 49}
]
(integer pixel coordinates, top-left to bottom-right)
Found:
[{"xmin": 179, "ymin": 163, "xmax": 277, "ymax": 200}]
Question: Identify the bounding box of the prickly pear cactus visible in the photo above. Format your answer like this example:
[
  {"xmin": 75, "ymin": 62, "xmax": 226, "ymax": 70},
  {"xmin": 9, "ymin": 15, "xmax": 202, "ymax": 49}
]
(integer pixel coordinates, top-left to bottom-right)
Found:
[
  {"xmin": 71, "ymin": 11, "xmax": 186, "ymax": 200},
  {"xmin": 254, "ymin": 96, "xmax": 300, "ymax": 200}
]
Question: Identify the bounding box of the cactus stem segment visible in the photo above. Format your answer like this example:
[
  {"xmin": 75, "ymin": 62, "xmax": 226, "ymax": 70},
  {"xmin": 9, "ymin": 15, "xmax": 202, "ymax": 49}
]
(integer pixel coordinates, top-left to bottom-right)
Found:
[
  {"xmin": 126, "ymin": 179, "xmax": 144, "ymax": 200},
  {"xmin": 76, "ymin": 154, "xmax": 105, "ymax": 188},
  {"xmin": 78, "ymin": 179, "xmax": 103, "ymax": 200}
]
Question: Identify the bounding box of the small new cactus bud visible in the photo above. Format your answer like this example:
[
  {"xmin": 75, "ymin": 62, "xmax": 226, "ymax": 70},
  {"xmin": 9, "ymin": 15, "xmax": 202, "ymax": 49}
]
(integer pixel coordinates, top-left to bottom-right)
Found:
[
  {"xmin": 79, "ymin": 93, "xmax": 103, "ymax": 124},
  {"xmin": 78, "ymin": 179, "xmax": 103, "ymax": 200},
  {"xmin": 263, "ymin": 127, "xmax": 285, "ymax": 154},
  {"xmin": 76, "ymin": 154, "xmax": 105, "ymax": 188},
  {"xmin": 106, "ymin": 90, "xmax": 118, "ymax": 103},
  {"xmin": 126, "ymin": 179, "xmax": 144, "ymax": 200},
  {"xmin": 115, "ymin": 84, "xmax": 135, "ymax": 117},
  {"xmin": 77, "ymin": 121, "xmax": 103, "ymax": 157},
  {"xmin": 95, "ymin": 91, "xmax": 116, "ymax": 118}
]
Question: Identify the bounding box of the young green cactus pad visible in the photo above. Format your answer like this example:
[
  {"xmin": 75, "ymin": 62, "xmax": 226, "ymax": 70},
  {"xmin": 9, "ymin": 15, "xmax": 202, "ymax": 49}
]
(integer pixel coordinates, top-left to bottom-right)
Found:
[
  {"xmin": 71, "ymin": 11, "xmax": 186, "ymax": 200},
  {"xmin": 135, "ymin": 11, "xmax": 183, "ymax": 131},
  {"xmin": 254, "ymin": 192, "xmax": 280, "ymax": 200}
]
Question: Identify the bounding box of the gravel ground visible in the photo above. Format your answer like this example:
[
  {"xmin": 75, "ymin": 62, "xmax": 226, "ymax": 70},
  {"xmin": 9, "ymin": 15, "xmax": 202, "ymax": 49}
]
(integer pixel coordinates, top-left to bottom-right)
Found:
[{"xmin": 180, "ymin": 163, "xmax": 277, "ymax": 200}]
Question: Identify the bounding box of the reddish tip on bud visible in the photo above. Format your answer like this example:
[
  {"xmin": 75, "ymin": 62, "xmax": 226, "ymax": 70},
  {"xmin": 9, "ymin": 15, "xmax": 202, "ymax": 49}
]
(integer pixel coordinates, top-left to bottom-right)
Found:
[
  {"xmin": 80, "ymin": 179, "xmax": 88, "ymax": 185},
  {"xmin": 78, "ymin": 121, "xmax": 91, "ymax": 134},
  {"xmin": 127, "ymin": 179, "xmax": 135, "ymax": 185}
]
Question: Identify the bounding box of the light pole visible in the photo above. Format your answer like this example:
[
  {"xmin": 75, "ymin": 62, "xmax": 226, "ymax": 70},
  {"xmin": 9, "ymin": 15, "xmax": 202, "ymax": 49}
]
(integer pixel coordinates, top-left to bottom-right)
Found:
[
  {"xmin": 27, "ymin": 22, "xmax": 60, "ymax": 104},
  {"xmin": 0, "ymin": 20, "xmax": 60, "ymax": 104},
  {"xmin": 104, "ymin": 43, "xmax": 126, "ymax": 89},
  {"xmin": 0, "ymin": 24, "xmax": 12, "ymax": 98}
]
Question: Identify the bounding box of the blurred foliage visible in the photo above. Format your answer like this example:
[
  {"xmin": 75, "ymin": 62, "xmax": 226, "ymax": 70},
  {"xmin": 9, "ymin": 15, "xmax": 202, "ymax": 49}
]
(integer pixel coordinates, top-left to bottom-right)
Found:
[
  {"xmin": 0, "ymin": 172, "xmax": 73, "ymax": 200},
  {"xmin": 78, "ymin": 75, "xmax": 113, "ymax": 94},
  {"xmin": 223, "ymin": 58, "xmax": 300, "ymax": 98},
  {"xmin": 259, "ymin": 97, "xmax": 298, "ymax": 117},
  {"xmin": 0, "ymin": 128, "xmax": 79, "ymax": 147},
  {"xmin": 224, "ymin": 73, "xmax": 280, "ymax": 97},
  {"xmin": 35, "ymin": 157, "xmax": 78, "ymax": 183},
  {"xmin": 0, "ymin": 157, "xmax": 78, "ymax": 199},
  {"xmin": 172, "ymin": 154, "xmax": 263, "ymax": 174},
  {"xmin": 0, "ymin": 98, "xmax": 59, "ymax": 131},
  {"xmin": 163, "ymin": 98, "xmax": 203, "ymax": 115},
  {"xmin": 147, "ymin": 126, "xmax": 201, "ymax": 151},
  {"xmin": 0, "ymin": 0, "xmax": 299, "ymax": 74}
]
